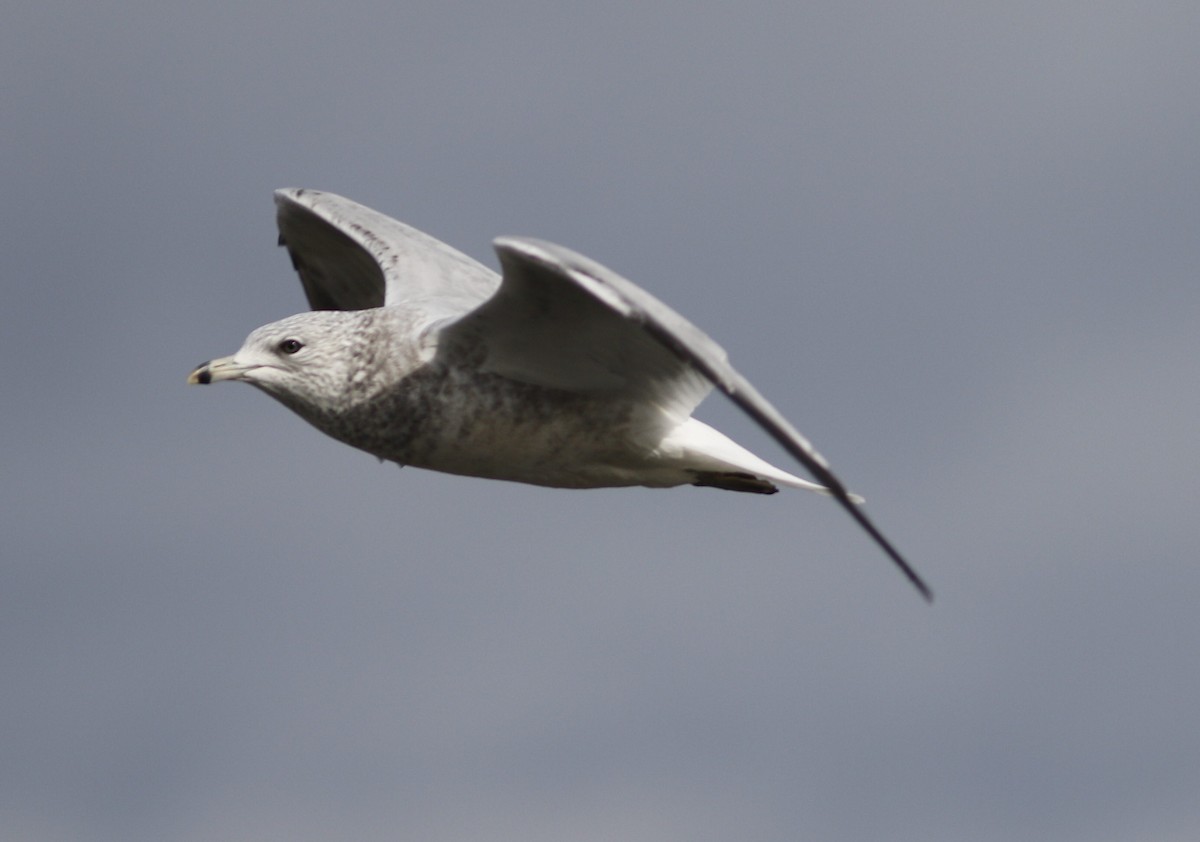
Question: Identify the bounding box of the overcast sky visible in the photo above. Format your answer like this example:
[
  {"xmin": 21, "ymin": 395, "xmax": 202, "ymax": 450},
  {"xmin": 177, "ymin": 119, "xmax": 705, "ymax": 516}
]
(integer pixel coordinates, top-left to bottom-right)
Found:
[{"xmin": 4, "ymin": 3, "xmax": 1199, "ymax": 840}]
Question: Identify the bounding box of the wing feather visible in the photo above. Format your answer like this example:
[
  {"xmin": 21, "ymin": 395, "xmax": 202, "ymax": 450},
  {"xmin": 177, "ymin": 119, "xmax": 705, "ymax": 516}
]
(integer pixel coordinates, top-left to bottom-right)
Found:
[
  {"xmin": 274, "ymin": 188, "xmax": 499, "ymax": 317},
  {"xmin": 442, "ymin": 237, "xmax": 715, "ymax": 419}
]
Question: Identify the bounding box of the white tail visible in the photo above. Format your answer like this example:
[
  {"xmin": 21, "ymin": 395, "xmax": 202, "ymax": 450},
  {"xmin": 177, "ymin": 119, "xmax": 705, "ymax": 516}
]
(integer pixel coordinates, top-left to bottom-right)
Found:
[{"xmin": 663, "ymin": 418, "xmax": 864, "ymax": 502}]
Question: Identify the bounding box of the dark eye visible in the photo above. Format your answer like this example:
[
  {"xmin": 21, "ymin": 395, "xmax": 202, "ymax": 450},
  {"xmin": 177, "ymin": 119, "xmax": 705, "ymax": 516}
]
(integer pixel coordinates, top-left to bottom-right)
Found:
[{"xmin": 278, "ymin": 338, "xmax": 304, "ymax": 355}]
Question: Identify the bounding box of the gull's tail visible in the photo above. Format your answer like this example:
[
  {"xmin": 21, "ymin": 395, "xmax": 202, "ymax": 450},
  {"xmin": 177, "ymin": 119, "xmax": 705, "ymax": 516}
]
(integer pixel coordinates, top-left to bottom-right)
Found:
[{"xmin": 665, "ymin": 418, "xmax": 864, "ymax": 502}]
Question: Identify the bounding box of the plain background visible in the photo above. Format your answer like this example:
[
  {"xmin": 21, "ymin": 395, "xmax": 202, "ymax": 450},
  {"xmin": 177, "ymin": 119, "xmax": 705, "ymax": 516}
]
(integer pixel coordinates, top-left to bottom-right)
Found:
[{"xmin": 4, "ymin": 3, "xmax": 1199, "ymax": 840}]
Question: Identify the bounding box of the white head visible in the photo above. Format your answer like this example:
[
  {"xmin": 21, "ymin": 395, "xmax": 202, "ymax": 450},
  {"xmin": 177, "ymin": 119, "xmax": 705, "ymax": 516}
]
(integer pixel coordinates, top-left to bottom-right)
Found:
[{"xmin": 188, "ymin": 311, "xmax": 366, "ymax": 413}]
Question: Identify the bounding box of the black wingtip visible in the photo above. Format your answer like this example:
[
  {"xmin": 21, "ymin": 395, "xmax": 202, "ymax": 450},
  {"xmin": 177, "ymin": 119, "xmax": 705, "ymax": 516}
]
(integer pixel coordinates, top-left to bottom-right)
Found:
[
  {"xmin": 837, "ymin": 494, "xmax": 933, "ymax": 603},
  {"xmin": 890, "ymin": 545, "xmax": 934, "ymax": 603},
  {"xmin": 911, "ymin": 570, "xmax": 935, "ymax": 603}
]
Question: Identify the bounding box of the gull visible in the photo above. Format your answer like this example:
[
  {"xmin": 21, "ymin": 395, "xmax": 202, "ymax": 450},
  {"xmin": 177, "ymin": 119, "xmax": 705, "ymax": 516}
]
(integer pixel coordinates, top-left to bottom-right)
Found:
[{"xmin": 189, "ymin": 189, "xmax": 931, "ymax": 600}]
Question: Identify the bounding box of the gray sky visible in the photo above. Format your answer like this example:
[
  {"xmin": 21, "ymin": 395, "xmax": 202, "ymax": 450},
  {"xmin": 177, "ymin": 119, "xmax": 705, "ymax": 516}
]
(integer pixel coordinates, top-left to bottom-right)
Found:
[{"xmin": 4, "ymin": 3, "xmax": 1199, "ymax": 840}]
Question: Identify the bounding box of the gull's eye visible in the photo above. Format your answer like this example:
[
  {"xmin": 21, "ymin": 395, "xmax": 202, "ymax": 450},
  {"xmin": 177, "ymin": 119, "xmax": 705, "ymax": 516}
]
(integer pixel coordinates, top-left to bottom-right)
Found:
[{"xmin": 278, "ymin": 338, "xmax": 304, "ymax": 355}]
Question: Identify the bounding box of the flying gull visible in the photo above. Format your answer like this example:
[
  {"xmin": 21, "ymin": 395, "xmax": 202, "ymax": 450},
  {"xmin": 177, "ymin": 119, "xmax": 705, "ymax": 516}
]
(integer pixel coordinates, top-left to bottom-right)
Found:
[{"xmin": 189, "ymin": 189, "xmax": 931, "ymax": 600}]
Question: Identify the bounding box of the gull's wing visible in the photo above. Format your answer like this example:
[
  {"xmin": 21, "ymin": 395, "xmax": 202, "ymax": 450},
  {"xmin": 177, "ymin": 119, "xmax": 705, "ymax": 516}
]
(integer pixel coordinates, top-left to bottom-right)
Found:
[
  {"xmin": 444, "ymin": 237, "xmax": 932, "ymax": 601},
  {"xmin": 442, "ymin": 237, "xmax": 717, "ymax": 420},
  {"xmin": 274, "ymin": 188, "xmax": 500, "ymax": 317}
]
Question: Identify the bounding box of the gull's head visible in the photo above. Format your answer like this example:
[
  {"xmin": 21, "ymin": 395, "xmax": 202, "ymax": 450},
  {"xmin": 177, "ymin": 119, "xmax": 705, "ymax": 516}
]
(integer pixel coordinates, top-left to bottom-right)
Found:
[{"xmin": 188, "ymin": 311, "xmax": 363, "ymax": 411}]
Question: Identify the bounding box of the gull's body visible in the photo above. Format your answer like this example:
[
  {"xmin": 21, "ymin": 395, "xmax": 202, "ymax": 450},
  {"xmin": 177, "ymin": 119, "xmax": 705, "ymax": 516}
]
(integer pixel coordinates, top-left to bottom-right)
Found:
[{"xmin": 190, "ymin": 189, "xmax": 930, "ymax": 599}]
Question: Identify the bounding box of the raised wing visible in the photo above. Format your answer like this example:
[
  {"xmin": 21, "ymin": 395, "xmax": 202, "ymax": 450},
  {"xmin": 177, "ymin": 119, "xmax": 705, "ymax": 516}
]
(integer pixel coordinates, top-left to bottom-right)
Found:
[
  {"xmin": 447, "ymin": 237, "xmax": 932, "ymax": 601},
  {"xmin": 274, "ymin": 188, "xmax": 499, "ymax": 318},
  {"xmin": 443, "ymin": 237, "xmax": 717, "ymax": 421}
]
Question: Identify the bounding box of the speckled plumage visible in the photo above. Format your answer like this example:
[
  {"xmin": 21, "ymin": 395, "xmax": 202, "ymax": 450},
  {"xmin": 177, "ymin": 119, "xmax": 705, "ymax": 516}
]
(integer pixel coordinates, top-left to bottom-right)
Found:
[
  {"xmin": 220, "ymin": 306, "xmax": 664, "ymax": 489},
  {"xmin": 188, "ymin": 188, "xmax": 931, "ymax": 599}
]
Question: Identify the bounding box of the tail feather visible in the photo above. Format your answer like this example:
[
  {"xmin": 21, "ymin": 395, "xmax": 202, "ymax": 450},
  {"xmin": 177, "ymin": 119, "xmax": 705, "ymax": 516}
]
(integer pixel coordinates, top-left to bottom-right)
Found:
[{"xmin": 666, "ymin": 418, "xmax": 864, "ymax": 503}]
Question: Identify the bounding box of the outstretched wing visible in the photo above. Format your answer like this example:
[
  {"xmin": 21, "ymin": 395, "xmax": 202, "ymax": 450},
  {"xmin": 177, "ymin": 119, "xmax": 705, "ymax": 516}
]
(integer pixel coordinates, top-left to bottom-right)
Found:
[
  {"xmin": 274, "ymin": 188, "xmax": 500, "ymax": 318},
  {"xmin": 444, "ymin": 237, "xmax": 932, "ymax": 601},
  {"xmin": 442, "ymin": 237, "xmax": 718, "ymax": 421}
]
